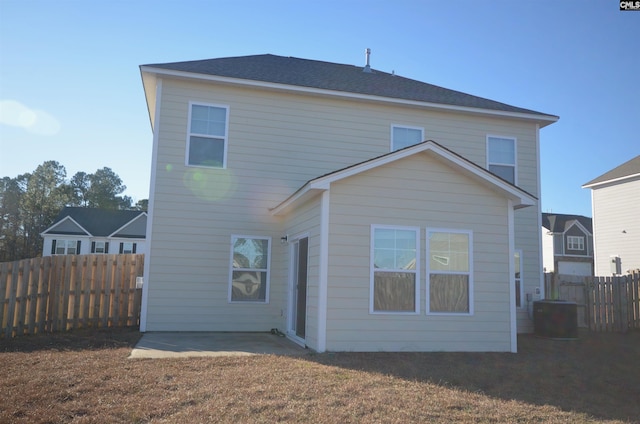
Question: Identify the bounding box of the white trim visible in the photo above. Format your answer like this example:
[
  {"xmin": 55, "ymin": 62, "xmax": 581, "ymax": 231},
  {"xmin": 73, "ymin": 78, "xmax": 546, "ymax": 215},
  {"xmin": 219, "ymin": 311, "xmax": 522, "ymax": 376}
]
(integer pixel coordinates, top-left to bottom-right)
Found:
[
  {"xmin": 508, "ymin": 201, "xmax": 517, "ymax": 353},
  {"xmin": 426, "ymin": 228, "xmax": 474, "ymax": 316},
  {"xmin": 317, "ymin": 191, "xmax": 329, "ymax": 352},
  {"xmin": 140, "ymin": 66, "xmax": 559, "ymax": 127},
  {"xmin": 566, "ymin": 235, "xmax": 585, "ymax": 251},
  {"xmin": 40, "ymin": 215, "xmax": 92, "ymax": 237},
  {"xmin": 107, "ymin": 212, "xmax": 148, "ymax": 238},
  {"xmin": 582, "ymin": 172, "xmax": 640, "ymax": 189},
  {"xmin": 140, "ymin": 78, "xmax": 162, "ymax": 332},
  {"xmin": 286, "ymin": 231, "xmax": 310, "ymax": 345},
  {"xmin": 271, "ymin": 141, "xmax": 536, "ymax": 216},
  {"xmin": 228, "ymin": 235, "xmax": 272, "ymax": 304},
  {"xmin": 390, "ymin": 124, "xmax": 424, "ymax": 151},
  {"xmin": 369, "ymin": 225, "xmax": 421, "ymax": 315},
  {"xmin": 185, "ymin": 101, "xmax": 230, "ymax": 169},
  {"xmin": 535, "ymin": 124, "xmax": 545, "ymax": 300},
  {"xmin": 487, "ymin": 135, "xmax": 518, "ymax": 186}
]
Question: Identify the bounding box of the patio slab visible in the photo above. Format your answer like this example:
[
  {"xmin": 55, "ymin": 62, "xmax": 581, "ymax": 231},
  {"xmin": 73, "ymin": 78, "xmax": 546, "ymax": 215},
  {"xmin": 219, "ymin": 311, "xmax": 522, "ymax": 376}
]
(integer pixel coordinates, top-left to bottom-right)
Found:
[{"xmin": 129, "ymin": 331, "xmax": 308, "ymax": 359}]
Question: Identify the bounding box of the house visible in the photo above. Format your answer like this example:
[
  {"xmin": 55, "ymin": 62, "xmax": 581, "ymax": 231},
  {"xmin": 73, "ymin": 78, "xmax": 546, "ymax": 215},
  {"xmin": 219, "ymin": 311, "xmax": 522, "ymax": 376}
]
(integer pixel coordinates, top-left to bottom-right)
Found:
[
  {"xmin": 41, "ymin": 207, "xmax": 147, "ymax": 256},
  {"xmin": 139, "ymin": 53, "xmax": 558, "ymax": 352},
  {"xmin": 541, "ymin": 213, "xmax": 593, "ymax": 276},
  {"xmin": 583, "ymin": 155, "xmax": 640, "ymax": 275}
]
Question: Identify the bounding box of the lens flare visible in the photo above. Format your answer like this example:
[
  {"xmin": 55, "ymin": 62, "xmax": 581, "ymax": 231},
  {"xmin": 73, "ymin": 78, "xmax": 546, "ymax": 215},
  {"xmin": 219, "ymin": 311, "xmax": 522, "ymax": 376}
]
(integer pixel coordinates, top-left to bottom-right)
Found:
[{"xmin": 182, "ymin": 167, "xmax": 236, "ymax": 202}]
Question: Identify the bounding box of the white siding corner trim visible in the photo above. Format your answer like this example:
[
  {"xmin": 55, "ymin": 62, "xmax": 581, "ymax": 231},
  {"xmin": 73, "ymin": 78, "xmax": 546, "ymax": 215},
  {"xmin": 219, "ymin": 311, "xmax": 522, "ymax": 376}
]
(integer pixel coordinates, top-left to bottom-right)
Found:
[
  {"xmin": 509, "ymin": 200, "xmax": 517, "ymax": 353},
  {"xmin": 317, "ymin": 191, "xmax": 330, "ymax": 352}
]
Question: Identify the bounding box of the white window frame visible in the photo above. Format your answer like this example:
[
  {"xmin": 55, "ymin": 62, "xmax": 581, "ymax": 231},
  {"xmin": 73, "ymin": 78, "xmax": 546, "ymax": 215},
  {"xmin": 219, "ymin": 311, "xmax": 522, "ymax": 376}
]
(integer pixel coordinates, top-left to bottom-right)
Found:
[
  {"xmin": 121, "ymin": 242, "xmax": 135, "ymax": 254},
  {"xmin": 186, "ymin": 101, "xmax": 229, "ymax": 169},
  {"xmin": 515, "ymin": 249, "xmax": 523, "ymax": 308},
  {"xmin": 229, "ymin": 235, "xmax": 271, "ymax": 304},
  {"xmin": 567, "ymin": 236, "xmax": 584, "ymax": 251},
  {"xmin": 54, "ymin": 239, "xmax": 78, "ymax": 255},
  {"xmin": 390, "ymin": 125, "xmax": 424, "ymax": 151},
  {"xmin": 370, "ymin": 225, "xmax": 420, "ymax": 314},
  {"xmin": 487, "ymin": 135, "xmax": 517, "ymax": 185},
  {"xmin": 94, "ymin": 241, "xmax": 106, "ymax": 254},
  {"xmin": 426, "ymin": 228, "xmax": 474, "ymax": 316}
]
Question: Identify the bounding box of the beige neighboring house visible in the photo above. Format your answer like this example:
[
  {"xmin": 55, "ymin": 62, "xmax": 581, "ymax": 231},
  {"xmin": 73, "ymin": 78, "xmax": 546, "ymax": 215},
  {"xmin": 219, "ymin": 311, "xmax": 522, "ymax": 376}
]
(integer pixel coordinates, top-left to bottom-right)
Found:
[
  {"xmin": 583, "ymin": 155, "xmax": 640, "ymax": 275},
  {"xmin": 139, "ymin": 54, "xmax": 558, "ymax": 352}
]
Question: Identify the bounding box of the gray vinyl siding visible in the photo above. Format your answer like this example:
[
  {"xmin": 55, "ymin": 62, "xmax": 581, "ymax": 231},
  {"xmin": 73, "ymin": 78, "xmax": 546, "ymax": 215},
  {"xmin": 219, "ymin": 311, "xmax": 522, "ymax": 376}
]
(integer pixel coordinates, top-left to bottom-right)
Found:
[
  {"xmin": 144, "ymin": 76, "xmax": 542, "ymax": 335},
  {"xmin": 592, "ymin": 178, "xmax": 640, "ymax": 275},
  {"xmin": 325, "ymin": 153, "xmax": 512, "ymax": 352}
]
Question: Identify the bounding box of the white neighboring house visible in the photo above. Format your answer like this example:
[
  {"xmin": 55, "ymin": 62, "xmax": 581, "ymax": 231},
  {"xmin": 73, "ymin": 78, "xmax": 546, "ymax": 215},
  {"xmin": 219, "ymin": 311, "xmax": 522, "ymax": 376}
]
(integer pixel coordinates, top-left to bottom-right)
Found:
[
  {"xmin": 541, "ymin": 213, "xmax": 593, "ymax": 276},
  {"xmin": 41, "ymin": 207, "xmax": 147, "ymax": 256},
  {"xmin": 139, "ymin": 53, "xmax": 559, "ymax": 353},
  {"xmin": 583, "ymin": 155, "xmax": 640, "ymax": 275}
]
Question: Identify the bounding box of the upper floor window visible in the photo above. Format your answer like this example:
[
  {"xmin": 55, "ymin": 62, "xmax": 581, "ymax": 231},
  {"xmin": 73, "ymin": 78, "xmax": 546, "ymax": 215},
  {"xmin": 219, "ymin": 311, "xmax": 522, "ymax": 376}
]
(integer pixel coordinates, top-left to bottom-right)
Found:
[
  {"xmin": 370, "ymin": 225, "xmax": 420, "ymax": 313},
  {"xmin": 187, "ymin": 102, "xmax": 229, "ymax": 168},
  {"xmin": 487, "ymin": 136, "xmax": 516, "ymax": 184},
  {"xmin": 391, "ymin": 125, "xmax": 424, "ymax": 151},
  {"xmin": 567, "ymin": 236, "xmax": 584, "ymax": 251}
]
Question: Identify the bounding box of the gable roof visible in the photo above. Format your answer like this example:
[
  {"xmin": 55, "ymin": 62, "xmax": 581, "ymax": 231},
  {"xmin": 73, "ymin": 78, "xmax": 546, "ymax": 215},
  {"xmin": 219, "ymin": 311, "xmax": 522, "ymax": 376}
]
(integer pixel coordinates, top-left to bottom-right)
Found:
[
  {"xmin": 542, "ymin": 213, "xmax": 592, "ymax": 234},
  {"xmin": 42, "ymin": 207, "xmax": 147, "ymax": 238},
  {"xmin": 582, "ymin": 155, "xmax": 640, "ymax": 188},
  {"xmin": 271, "ymin": 140, "xmax": 537, "ymax": 216},
  {"xmin": 140, "ymin": 54, "xmax": 558, "ymax": 126}
]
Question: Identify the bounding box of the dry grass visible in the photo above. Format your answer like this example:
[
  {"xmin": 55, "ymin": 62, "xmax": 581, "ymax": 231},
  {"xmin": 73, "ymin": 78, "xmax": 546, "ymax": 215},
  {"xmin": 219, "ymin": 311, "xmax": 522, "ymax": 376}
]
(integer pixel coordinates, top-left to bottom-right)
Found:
[{"xmin": 1, "ymin": 328, "xmax": 639, "ymax": 423}]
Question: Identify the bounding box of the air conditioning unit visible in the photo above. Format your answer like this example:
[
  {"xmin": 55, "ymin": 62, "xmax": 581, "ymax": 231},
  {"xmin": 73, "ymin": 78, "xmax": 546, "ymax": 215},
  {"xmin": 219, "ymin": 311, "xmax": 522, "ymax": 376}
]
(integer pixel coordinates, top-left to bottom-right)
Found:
[{"xmin": 533, "ymin": 300, "xmax": 578, "ymax": 339}]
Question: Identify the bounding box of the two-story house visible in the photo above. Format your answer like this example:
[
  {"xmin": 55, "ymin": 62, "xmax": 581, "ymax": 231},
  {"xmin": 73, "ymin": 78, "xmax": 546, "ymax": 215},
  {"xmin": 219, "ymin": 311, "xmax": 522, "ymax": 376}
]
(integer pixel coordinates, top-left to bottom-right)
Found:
[
  {"xmin": 41, "ymin": 207, "xmax": 147, "ymax": 256},
  {"xmin": 139, "ymin": 54, "xmax": 558, "ymax": 352},
  {"xmin": 583, "ymin": 155, "xmax": 640, "ymax": 275},
  {"xmin": 541, "ymin": 213, "xmax": 593, "ymax": 276}
]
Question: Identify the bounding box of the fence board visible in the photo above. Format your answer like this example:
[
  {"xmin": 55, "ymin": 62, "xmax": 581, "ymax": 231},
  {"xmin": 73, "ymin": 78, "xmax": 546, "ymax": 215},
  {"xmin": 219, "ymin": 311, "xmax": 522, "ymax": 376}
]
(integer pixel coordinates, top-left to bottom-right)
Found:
[{"xmin": 0, "ymin": 254, "xmax": 144, "ymax": 338}]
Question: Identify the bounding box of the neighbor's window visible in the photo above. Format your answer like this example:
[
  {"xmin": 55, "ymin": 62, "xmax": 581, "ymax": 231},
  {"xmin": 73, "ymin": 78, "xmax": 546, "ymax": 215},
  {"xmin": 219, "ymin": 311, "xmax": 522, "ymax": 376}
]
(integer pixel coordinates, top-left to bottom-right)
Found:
[
  {"xmin": 567, "ymin": 236, "xmax": 584, "ymax": 251},
  {"xmin": 119, "ymin": 242, "xmax": 136, "ymax": 254},
  {"xmin": 371, "ymin": 226, "xmax": 419, "ymax": 313},
  {"xmin": 92, "ymin": 241, "xmax": 108, "ymax": 254},
  {"xmin": 391, "ymin": 125, "xmax": 424, "ymax": 151},
  {"xmin": 487, "ymin": 136, "xmax": 516, "ymax": 184},
  {"xmin": 515, "ymin": 250, "xmax": 523, "ymax": 308},
  {"xmin": 53, "ymin": 239, "xmax": 79, "ymax": 255},
  {"xmin": 187, "ymin": 102, "xmax": 229, "ymax": 168},
  {"xmin": 230, "ymin": 236, "xmax": 271, "ymax": 303},
  {"xmin": 427, "ymin": 229, "xmax": 472, "ymax": 314}
]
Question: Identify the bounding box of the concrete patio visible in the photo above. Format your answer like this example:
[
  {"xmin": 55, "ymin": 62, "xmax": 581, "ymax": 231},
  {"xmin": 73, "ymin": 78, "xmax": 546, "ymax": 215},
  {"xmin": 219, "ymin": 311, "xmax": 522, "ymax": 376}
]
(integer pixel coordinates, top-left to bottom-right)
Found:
[{"xmin": 129, "ymin": 331, "xmax": 308, "ymax": 359}]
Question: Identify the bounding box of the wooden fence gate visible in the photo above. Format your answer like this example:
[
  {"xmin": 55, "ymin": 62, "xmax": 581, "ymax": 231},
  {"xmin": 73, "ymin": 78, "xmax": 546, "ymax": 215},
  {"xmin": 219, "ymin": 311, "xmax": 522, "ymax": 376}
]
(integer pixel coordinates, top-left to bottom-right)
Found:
[
  {"xmin": 0, "ymin": 254, "xmax": 144, "ymax": 338},
  {"xmin": 544, "ymin": 271, "xmax": 640, "ymax": 332}
]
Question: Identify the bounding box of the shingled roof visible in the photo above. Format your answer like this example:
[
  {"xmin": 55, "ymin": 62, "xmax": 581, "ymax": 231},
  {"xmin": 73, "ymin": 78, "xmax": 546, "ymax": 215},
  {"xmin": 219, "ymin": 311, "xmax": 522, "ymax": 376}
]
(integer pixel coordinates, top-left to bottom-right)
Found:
[
  {"xmin": 44, "ymin": 207, "xmax": 146, "ymax": 238},
  {"xmin": 141, "ymin": 54, "xmax": 557, "ymax": 119},
  {"xmin": 542, "ymin": 213, "xmax": 592, "ymax": 234},
  {"xmin": 583, "ymin": 155, "xmax": 640, "ymax": 188}
]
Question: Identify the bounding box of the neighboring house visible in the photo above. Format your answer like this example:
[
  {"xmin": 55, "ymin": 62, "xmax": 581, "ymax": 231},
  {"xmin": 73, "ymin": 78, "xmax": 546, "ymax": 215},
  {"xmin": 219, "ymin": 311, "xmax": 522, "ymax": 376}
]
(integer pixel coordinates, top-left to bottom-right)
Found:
[
  {"xmin": 583, "ymin": 155, "xmax": 640, "ymax": 275},
  {"xmin": 541, "ymin": 213, "xmax": 593, "ymax": 276},
  {"xmin": 139, "ymin": 53, "xmax": 558, "ymax": 352},
  {"xmin": 41, "ymin": 207, "xmax": 147, "ymax": 256}
]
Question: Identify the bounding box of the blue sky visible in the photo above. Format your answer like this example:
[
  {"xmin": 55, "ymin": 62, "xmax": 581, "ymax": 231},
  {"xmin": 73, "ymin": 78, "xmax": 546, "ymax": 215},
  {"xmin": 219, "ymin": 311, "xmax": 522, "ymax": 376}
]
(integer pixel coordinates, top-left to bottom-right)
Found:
[{"xmin": 0, "ymin": 0, "xmax": 638, "ymax": 216}]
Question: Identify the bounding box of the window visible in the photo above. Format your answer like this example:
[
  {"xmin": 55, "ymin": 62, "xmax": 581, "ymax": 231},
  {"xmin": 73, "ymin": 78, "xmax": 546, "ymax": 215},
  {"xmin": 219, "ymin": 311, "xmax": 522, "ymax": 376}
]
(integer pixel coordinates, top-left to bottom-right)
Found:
[
  {"xmin": 427, "ymin": 229, "xmax": 472, "ymax": 314},
  {"xmin": 567, "ymin": 236, "xmax": 584, "ymax": 251},
  {"xmin": 52, "ymin": 239, "xmax": 79, "ymax": 255},
  {"xmin": 487, "ymin": 136, "xmax": 516, "ymax": 184},
  {"xmin": 515, "ymin": 250, "xmax": 523, "ymax": 308},
  {"xmin": 370, "ymin": 226, "xmax": 419, "ymax": 313},
  {"xmin": 119, "ymin": 242, "xmax": 136, "ymax": 254},
  {"xmin": 391, "ymin": 125, "xmax": 424, "ymax": 151},
  {"xmin": 187, "ymin": 102, "xmax": 229, "ymax": 168},
  {"xmin": 230, "ymin": 236, "xmax": 270, "ymax": 303},
  {"xmin": 92, "ymin": 241, "xmax": 108, "ymax": 254}
]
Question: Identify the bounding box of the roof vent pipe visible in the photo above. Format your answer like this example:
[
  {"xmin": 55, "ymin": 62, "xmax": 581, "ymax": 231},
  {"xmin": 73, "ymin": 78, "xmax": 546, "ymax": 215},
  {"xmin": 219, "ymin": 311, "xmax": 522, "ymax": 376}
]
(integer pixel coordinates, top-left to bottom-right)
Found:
[{"xmin": 363, "ymin": 48, "xmax": 372, "ymax": 73}]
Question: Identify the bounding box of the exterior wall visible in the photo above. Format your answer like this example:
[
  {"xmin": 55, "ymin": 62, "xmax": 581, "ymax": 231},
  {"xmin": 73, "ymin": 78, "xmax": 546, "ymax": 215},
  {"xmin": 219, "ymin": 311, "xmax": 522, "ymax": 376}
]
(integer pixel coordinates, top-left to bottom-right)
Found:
[
  {"xmin": 144, "ymin": 76, "xmax": 543, "ymax": 335},
  {"xmin": 591, "ymin": 177, "xmax": 640, "ymax": 275},
  {"xmin": 325, "ymin": 153, "xmax": 513, "ymax": 352}
]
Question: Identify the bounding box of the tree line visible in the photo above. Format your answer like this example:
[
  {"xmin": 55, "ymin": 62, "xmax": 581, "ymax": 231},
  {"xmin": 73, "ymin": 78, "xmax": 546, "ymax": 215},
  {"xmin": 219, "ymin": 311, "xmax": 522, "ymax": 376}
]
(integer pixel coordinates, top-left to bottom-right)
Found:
[{"xmin": 0, "ymin": 160, "xmax": 147, "ymax": 262}]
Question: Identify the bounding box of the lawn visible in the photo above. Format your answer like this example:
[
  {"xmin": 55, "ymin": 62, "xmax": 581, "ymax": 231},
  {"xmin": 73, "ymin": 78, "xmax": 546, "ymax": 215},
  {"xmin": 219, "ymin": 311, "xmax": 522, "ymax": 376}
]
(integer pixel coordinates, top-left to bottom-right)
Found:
[{"xmin": 1, "ymin": 328, "xmax": 639, "ymax": 423}]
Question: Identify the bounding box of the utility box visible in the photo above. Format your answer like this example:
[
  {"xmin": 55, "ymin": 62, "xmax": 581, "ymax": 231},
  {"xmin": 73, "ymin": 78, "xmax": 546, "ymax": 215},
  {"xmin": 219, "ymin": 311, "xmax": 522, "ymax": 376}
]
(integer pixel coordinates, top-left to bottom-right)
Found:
[
  {"xmin": 610, "ymin": 256, "xmax": 622, "ymax": 275},
  {"xmin": 533, "ymin": 300, "xmax": 578, "ymax": 339}
]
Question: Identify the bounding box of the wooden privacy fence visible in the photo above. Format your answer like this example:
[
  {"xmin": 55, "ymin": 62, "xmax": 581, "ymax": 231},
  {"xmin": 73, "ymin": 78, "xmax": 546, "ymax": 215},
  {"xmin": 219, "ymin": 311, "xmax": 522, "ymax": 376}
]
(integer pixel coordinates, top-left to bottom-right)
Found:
[
  {"xmin": 545, "ymin": 271, "xmax": 640, "ymax": 332},
  {"xmin": 0, "ymin": 254, "xmax": 144, "ymax": 338}
]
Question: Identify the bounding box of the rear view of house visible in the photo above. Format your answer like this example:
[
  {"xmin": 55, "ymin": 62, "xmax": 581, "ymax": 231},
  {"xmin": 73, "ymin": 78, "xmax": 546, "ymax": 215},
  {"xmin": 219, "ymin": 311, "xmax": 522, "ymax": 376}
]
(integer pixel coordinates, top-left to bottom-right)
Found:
[{"xmin": 139, "ymin": 53, "xmax": 558, "ymax": 352}]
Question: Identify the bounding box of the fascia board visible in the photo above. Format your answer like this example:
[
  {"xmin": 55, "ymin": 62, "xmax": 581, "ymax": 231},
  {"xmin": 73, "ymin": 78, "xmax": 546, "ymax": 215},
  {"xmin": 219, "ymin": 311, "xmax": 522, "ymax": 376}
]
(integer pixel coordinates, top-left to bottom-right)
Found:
[
  {"xmin": 582, "ymin": 172, "xmax": 640, "ymax": 189},
  {"xmin": 40, "ymin": 216, "xmax": 92, "ymax": 237},
  {"xmin": 140, "ymin": 66, "xmax": 559, "ymax": 127}
]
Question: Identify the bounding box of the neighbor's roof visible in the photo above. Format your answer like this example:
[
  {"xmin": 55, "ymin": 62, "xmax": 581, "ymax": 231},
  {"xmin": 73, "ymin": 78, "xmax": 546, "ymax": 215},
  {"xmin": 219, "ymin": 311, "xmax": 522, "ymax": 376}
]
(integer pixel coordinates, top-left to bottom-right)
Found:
[
  {"xmin": 141, "ymin": 54, "xmax": 557, "ymax": 121},
  {"xmin": 583, "ymin": 155, "xmax": 640, "ymax": 188},
  {"xmin": 542, "ymin": 213, "xmax": 592, "ymax": 234},
  {"xmin": 43, "ymin": 207, "xmax": 146, "ymax": 238}
]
